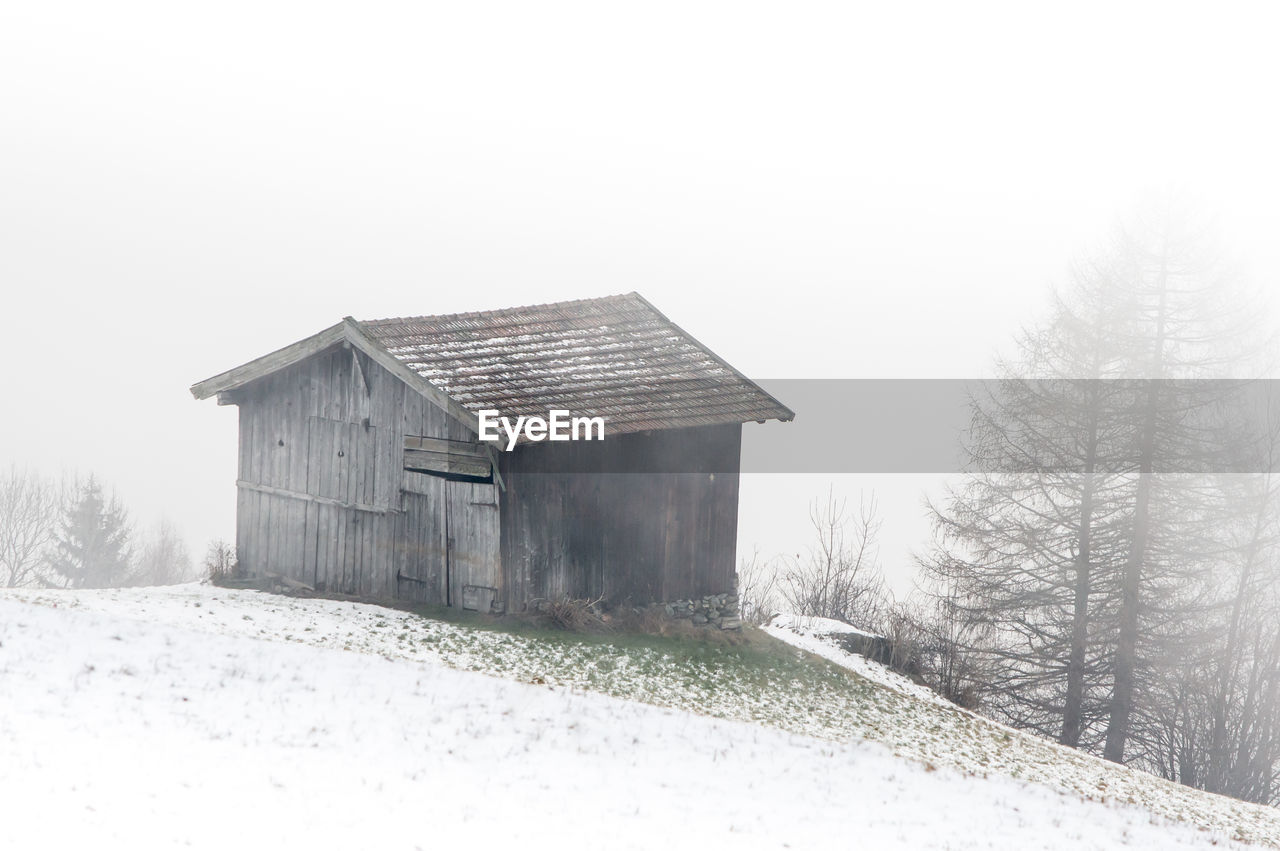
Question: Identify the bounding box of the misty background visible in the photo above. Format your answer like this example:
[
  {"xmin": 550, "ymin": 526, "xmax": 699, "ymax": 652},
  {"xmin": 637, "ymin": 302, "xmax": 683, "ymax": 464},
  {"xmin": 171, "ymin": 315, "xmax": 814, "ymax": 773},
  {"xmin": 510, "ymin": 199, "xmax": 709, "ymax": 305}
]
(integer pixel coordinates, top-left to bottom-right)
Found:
[{"xmin": 3, "ymin": 2, "xmax": 1279, "ymax": 595}]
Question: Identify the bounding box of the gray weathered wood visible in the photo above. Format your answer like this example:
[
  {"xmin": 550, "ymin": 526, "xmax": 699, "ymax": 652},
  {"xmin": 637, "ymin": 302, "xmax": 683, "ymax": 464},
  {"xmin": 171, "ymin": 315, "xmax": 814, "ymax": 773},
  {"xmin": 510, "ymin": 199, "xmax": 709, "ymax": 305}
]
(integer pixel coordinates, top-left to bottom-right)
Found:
[
  {"xmin": 190, "ymin": 323, "xmax": 347, "ymax": 400},
  {"xmin": 236, "ymin": 480, "xmax": 393, "ymax": 515},
  {"xmin": 403, "ymin": 449, "xmax": 491, "ymax": 480},
  {"xmin": 192, "ymin": 319, "xmax": 481, "ymax": 441},
  {"xmin": 496, "ymin": 423, "xmax": 741, "ymax": 610},
  {"xmin": 215, "ymin": 327, "xmax": 743, "ymax": 613},
  {"xmin": 395, "ymin": 475, "xmax": 448, "ymax": 604},
  {"xmin": 340, "ymin": 318, "xmax": 479, "ymax": 437},
  {"xmin": 446, "ymin": 479, "xmax": 501, "ymax": 611}
]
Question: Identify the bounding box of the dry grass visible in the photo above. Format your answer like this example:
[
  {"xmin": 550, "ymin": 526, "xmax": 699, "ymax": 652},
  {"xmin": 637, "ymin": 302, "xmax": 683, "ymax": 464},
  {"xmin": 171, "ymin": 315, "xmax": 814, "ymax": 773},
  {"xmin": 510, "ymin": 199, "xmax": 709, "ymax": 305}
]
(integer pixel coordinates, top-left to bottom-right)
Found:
[
  {"xmin": 608, "ymin": 607, "xmax": 754, "ymax": 646},
  {"xmin": 534, "ymin": 597, "xmax": 611, "ymax": 633}
]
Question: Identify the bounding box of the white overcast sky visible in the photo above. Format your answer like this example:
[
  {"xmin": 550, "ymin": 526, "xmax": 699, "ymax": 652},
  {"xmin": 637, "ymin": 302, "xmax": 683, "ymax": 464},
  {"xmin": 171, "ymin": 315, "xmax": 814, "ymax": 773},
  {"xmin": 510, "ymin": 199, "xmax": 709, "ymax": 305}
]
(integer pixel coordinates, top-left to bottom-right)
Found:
[{"xmin": 3, "ymin": 2, "xmax": 1279, "ymax": 592}]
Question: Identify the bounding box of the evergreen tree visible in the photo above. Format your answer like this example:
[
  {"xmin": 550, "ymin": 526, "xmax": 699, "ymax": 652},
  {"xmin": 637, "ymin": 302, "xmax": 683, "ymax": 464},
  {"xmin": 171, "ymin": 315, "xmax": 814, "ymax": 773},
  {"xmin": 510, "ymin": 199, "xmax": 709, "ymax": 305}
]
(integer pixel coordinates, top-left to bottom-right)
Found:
[{"xmin": 48, "ymin": 476, "xmax": 133, "ymax": 588}]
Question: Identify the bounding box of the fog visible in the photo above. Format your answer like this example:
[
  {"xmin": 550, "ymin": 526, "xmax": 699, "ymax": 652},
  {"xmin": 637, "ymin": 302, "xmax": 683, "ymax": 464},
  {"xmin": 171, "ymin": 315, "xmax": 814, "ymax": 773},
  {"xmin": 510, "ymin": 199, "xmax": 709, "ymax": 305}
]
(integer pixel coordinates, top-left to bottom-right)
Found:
[{"xmin": 3, "ymin": 2, "xmax": 1278, "ymax": 592}]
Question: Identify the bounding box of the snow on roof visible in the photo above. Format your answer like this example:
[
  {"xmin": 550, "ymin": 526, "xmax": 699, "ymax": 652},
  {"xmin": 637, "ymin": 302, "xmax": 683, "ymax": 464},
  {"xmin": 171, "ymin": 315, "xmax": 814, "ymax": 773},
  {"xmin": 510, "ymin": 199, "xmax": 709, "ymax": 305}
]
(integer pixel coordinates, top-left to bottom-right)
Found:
[{"xmin": 358, "ymin": 293, "xmax": 794, "ymax": 436}]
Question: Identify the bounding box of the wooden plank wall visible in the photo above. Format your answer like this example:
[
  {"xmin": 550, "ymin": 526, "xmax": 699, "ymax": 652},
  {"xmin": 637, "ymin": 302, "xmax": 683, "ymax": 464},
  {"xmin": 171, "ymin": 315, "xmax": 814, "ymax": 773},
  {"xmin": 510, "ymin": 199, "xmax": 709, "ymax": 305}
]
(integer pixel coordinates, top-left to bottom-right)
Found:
[
  {"xmin": 395, "ymin": 471, "xmax": 449, "ymax": 604},
  {"xmin": 234, "ymin": 344, "xmax": 461, "ymax": 598},
  {"xmin": 233, "ymin": 344, "xmax": 743, "ymax": 612},
  {"xmin": 445, "ymin": 479, "xmax": 502, "ymax": 610},
  {"xmin": 497, "ymin": 423, "xmax": 742, "ymax": 610}
]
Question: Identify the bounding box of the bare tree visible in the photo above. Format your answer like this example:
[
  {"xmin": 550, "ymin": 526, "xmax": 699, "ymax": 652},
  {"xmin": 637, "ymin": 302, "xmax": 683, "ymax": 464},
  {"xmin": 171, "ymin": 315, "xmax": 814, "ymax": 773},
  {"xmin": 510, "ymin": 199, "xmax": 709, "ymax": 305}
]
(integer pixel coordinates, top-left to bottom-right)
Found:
[
  {"xmin": 922, "ymin": 372, "xmax": 1133, "ymax": 746},
  {"xmin": 0, "ymin": 466, "xmax": 59, "ymax": 587},
  {"xmin": 917, "ymin": 581, "xmax": 998, "ymax": 710},
  {"xmin": 1133, "ymin": 389, "xmax": 1280, "ymax": 804},
  {"xmin": 780, "ymin": 488, "xmax": 886, "ymax": 630},
  {"xmin": 202, "ymin": 538, "xmax": 237, "ymax": 583},
  {"xmin": 133, "ymin": 518, "xmax": 195, "ymax": 586},
  {"xmin": 736, "ymin": 546, "xmax": 779, "ymax": 625},
  {"xmin": 1096, "ymin": 202, "xmax": 1262, "ymax": 764},
  {"xmin": 923, "ymin": 198, "xmax": 1271, "ymax": 778}
]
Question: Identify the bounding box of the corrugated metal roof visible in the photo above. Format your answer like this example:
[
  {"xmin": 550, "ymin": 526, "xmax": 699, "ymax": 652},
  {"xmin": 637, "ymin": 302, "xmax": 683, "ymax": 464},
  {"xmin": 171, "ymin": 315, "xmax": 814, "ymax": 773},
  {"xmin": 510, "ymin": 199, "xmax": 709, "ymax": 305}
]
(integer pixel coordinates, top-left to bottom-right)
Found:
[{"xmin": 359, "ymin": 293, "xmax": 794, "ymax": 436}]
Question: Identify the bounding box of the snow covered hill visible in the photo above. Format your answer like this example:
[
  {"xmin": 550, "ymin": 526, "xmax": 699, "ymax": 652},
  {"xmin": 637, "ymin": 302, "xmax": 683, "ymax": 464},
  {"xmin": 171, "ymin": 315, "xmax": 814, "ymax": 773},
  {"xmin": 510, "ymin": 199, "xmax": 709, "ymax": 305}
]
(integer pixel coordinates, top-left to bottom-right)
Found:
[{"xmin": 0, "ymin": 584, "xmax": 1274, "ymax": 850}]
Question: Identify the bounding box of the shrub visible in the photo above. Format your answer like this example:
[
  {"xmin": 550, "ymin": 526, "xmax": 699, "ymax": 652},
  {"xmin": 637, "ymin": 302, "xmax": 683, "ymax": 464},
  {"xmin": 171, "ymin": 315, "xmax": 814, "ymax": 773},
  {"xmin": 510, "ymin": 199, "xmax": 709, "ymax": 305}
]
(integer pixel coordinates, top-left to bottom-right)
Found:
[
  {"xmin": 203, "ymin": 539, "xmax": 238, "ymax": 584},
  {"xmin": 533, "ymin": 596, "xmax": 609, "ymax": 633}
]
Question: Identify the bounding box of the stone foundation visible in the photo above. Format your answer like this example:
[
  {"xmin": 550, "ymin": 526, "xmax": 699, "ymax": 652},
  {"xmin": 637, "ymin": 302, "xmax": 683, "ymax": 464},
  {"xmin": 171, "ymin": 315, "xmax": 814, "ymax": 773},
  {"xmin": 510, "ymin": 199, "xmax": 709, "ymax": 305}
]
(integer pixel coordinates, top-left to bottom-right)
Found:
[{"xmin": 656, "ymin": 592, "xmax": 742, "ymax": 630}]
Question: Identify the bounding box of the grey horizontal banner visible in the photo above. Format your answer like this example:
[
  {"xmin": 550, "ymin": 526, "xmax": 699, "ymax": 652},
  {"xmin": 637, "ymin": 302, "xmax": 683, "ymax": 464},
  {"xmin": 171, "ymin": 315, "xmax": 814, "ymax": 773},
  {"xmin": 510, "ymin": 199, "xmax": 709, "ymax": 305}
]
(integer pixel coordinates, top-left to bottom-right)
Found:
[
  {"xmin": 745, "ymin": 378, "xmax": 1278, "ymax": 474},
  {"xmin": 742, "ymin": 379, "xmax": 972, "ymax": 474},
  {"xmin": 497, "ymin": 379, "xmax": 1280, "ymax": 474}
]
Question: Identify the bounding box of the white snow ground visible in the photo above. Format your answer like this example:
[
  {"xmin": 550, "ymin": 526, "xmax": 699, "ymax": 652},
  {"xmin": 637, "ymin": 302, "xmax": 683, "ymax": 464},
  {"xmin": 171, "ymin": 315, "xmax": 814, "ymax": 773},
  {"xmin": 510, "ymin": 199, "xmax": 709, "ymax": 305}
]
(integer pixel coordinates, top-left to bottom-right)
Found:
[
  {"xmin": 764, "ymin": 613, "xmax": 954, "ymax": 707},
  {"xmin": 0, "ymin": 585, "xmax": 1268, "ymax": 850}
]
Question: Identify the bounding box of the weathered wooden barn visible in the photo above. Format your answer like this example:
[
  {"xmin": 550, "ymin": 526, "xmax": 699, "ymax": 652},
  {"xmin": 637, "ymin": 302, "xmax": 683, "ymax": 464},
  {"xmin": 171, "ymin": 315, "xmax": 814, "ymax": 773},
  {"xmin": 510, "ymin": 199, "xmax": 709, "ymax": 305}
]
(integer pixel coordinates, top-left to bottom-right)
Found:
[{"xmin": 191, "ymin": 293, "xmax": 793, "ymax": 612}]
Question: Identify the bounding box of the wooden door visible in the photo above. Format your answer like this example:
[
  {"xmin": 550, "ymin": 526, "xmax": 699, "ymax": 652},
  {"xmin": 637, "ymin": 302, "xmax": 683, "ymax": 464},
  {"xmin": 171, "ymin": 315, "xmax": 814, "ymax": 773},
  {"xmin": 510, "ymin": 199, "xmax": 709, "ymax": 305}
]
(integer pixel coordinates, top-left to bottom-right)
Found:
[
  {"xmin": 446, "ymin": 480, "xmax": 502, "ymax": 612},
  {"xmin": 306, "ymin": 416, "xmax": 380, "ymax": 594},
  {"xmin": 395, "ymin": 472, "xmax": 448, "ymax": 604}
]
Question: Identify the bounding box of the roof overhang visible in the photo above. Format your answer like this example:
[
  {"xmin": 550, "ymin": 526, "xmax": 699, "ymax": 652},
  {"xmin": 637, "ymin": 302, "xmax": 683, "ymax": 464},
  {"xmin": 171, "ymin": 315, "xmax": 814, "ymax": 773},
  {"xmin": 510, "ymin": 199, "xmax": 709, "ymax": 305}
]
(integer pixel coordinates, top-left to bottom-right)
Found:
[
  {"xmin": 189, "ymin": 317, "xmax": 481, "ymax": 435},
  {"xmin": 631, "ymin": 293, "xmax": 795, "ymax": 424}
]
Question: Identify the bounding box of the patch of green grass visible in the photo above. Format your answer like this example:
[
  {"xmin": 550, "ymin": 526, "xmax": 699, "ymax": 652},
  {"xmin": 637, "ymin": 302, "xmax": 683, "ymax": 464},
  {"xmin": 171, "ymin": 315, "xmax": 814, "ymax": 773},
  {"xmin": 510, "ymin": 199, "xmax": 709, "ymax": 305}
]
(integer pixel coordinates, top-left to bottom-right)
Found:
[
  {"xmin": 331, "ymin": 599, "xmax": 1280, "ymax": 847},
  {"xmin": 389, "ymin": 597, "xmax": 853, "ymax": 693},
  {"xmin": 380, "ymin": 599, "xmax": 875, "ymax": 741},
  {"xmin": 11, "ymin": 584, "xmax": 1280, "ymax": 847}
]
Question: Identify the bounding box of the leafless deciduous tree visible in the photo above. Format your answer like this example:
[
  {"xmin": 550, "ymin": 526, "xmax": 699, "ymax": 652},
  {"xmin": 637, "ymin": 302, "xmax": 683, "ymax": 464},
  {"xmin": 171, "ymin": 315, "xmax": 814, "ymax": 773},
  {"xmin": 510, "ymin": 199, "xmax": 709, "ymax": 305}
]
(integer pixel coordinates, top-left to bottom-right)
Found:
[
  {"xmin": 921, "ymin": 198, "xmax": 1280, "ymax": 804},
  {"xmin": 1135, "ymin": 391, "xmax": 1280, "ymax": 804},
  {"xmin": 133, "ymin": 518, "xmax": 195, "ymax": 586},
  {"xmin": 0, "ymin": 466, "xmax": 59, "ymax": 587},
  {"xmin": 203, "ymin": 538, "xmax": 237, "ymax": 583},
  {"xmin": 780, "ymin": 488, "xmax": 886, "ymax": 630},
  {"xmin": 736, "ymin": 546, "xmax": 779, "ymax": 625},
  {"xmin": 906, "ymin": 582, "xmax": 999, "ymax": 710}
]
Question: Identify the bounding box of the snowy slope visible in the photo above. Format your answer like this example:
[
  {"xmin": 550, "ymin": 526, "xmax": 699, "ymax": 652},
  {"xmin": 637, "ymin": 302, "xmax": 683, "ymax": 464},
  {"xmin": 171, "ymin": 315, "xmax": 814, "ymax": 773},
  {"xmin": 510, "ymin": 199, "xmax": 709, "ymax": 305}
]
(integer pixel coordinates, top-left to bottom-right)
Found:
[
  {"xmin": 0, "ymin": 585, "xmax": 1272, "ymax": 850},
  {"xmin": 764, "ymin": 613, "xmax": 953, "ymax": 707}
]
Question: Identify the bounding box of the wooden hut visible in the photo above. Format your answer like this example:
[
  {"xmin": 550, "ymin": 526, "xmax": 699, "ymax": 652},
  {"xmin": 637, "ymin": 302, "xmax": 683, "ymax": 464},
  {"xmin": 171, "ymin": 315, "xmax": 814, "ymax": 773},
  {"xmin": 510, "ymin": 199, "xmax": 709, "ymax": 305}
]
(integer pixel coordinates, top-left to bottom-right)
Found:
[{"xmin": 190, "ymin": 293, "xmax": 793, "ymax": 613}]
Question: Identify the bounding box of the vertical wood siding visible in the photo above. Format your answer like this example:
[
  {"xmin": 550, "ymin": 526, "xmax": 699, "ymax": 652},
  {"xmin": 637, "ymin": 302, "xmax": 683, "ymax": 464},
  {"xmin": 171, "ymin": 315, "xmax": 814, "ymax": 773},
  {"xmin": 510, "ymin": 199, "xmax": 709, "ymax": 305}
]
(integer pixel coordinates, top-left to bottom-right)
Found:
[
  {"xmin": 233, "ymin": 348, "xmax": 743, "ymax": 611},
  {"xmin": 234, "ymin": 345, "xmax": 458, "ymax": 598},
  {"xmin": 394, "ymin": 472, "xmax": 449, "ymax": 604},
  {"xmin": 497, "ymin": 424, "xmax": 742, "ymax": 610}
]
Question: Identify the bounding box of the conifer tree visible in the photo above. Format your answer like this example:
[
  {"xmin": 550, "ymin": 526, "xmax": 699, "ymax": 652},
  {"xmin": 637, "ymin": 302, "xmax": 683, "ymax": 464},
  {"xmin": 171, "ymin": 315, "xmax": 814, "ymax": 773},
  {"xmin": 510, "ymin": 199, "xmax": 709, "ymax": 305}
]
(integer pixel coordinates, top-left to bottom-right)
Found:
[{"xmin": 47, "ymin": 476, "xmax": 132, "ymax": 588}]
